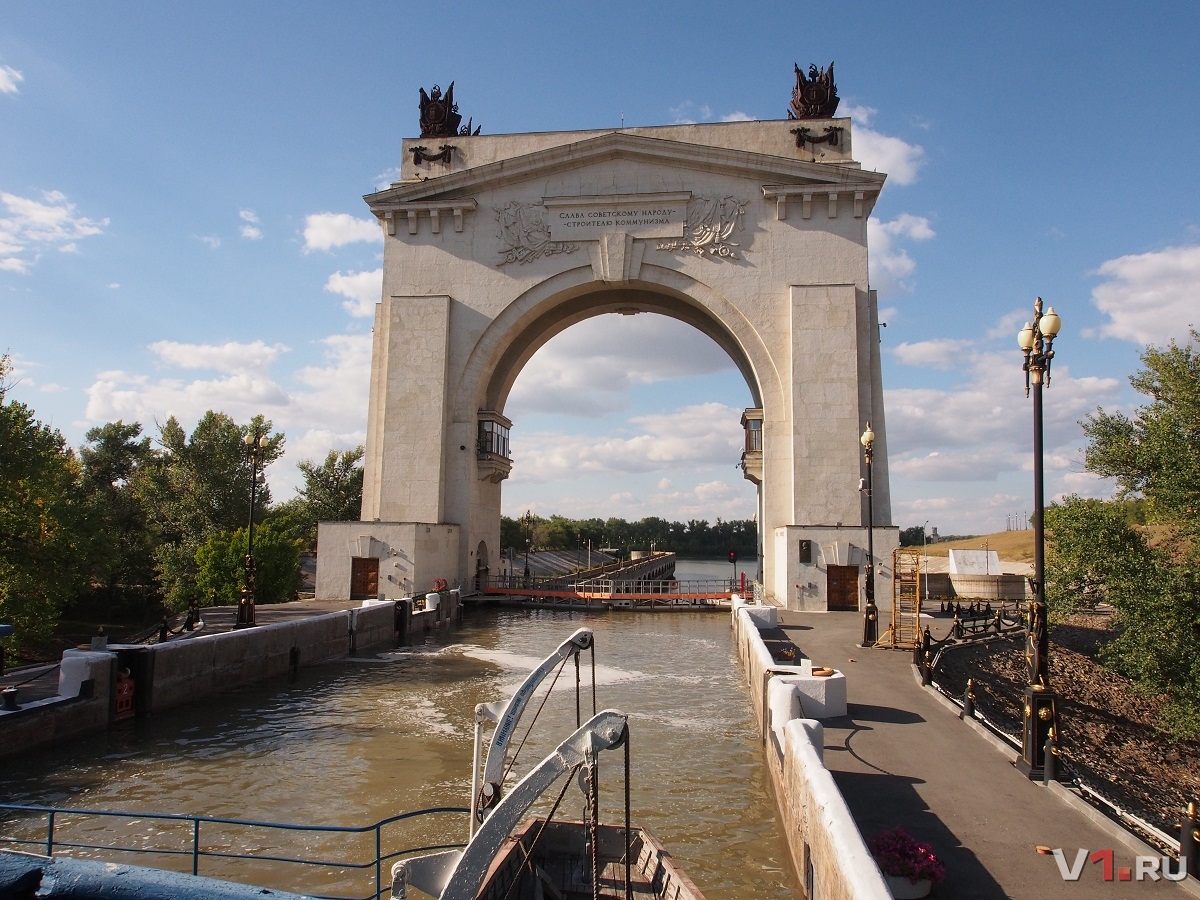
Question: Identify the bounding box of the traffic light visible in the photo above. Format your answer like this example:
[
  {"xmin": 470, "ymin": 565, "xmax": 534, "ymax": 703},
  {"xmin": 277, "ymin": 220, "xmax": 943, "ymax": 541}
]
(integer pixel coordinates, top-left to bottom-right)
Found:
[{"xmin": 728, "ymin": 549, "xmax": 738, "ymax": 564}]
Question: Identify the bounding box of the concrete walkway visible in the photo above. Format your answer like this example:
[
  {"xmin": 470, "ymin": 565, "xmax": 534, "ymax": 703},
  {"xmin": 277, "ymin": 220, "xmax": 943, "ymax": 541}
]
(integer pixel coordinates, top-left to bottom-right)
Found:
[{"xmin": 776, "ymin": 609, "xmax": 1197, "ymax": 899}]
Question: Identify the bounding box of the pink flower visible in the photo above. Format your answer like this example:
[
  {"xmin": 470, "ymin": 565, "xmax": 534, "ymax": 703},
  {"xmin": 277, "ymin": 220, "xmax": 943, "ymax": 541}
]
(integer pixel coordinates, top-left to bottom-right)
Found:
[{"xmin": 867, "ymin": 826, "xmax": 947, "ymax": 884}]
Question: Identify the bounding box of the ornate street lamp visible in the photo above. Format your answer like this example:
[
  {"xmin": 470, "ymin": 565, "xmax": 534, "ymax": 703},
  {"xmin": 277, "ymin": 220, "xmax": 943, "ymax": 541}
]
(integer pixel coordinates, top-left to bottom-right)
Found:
[
  {"xmin": 237, "ymin": 429, "xmax": 269, "ymax": 629},
  {"xmin": 522, "ymin": 510, "xmax": 533, "ymax": 581},
  {"xmin": 1017, "ymin": 297, "xmax": 1062, "ymax": 779},
  {"xmin": 860, "ymin": 422, "xmax": 878, "ymax": 646}
]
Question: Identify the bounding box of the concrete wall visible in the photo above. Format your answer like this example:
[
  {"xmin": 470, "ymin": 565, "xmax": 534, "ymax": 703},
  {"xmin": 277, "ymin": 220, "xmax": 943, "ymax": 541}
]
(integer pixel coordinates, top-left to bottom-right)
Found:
[
  {"xmin": 0, "ymin": 651, "xmax": 114, "ymax": 763},
  {"xmin": 732, "ymin": 598, "xmax": 891, "ymax": 899},
  {"xmin": 0, "ymin": 598, "xmax": 466, "ymax": 761},
  {"xmin": 146, "ymin": 612, "xmax": 351, "ymax": 712},
  {"xmin": 773, "ymin": 525, "xmax": 901, "ymax": 613},
  {"xmin": 316, "ymin": 521, "xmax": 461, "ymax": 601}
]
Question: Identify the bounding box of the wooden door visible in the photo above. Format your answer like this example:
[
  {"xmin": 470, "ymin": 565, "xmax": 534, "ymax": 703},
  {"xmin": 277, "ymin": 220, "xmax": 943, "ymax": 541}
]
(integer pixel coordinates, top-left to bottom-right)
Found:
[
  {"xmin": 350, "ymin": 557, "xmax": 380, "ymax": 600},
  {"xmin": 827, "ymin": 564, "xmax": 860, "ymax": 611}
]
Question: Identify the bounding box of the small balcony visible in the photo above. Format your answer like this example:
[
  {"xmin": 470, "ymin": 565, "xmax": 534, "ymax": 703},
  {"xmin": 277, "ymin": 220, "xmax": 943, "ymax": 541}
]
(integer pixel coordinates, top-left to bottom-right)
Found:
[
  {"xmin": 740, "ymin": 408, "xmax": 763, "ymax": 485},
  {"xmin": 476, "ymin": 412, "xmax": 512, "ymax": 484}
]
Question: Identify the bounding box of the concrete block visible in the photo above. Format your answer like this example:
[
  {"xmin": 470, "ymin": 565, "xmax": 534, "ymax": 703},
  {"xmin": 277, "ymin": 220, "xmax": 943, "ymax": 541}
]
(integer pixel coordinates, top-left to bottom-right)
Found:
[{"xmin": 781, "ymin": 671, "xmax": 847, "ymax": 719}]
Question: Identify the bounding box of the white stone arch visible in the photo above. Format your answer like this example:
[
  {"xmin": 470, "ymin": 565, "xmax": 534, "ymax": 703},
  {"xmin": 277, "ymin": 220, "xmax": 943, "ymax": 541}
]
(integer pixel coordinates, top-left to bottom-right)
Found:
[
  {"xmin": 454, "ymin": 262, "xmax": 780, "ymax": 419},
  {"xmin": 319, "ymin": 117, "xmax": 899, "ymax": 612}
]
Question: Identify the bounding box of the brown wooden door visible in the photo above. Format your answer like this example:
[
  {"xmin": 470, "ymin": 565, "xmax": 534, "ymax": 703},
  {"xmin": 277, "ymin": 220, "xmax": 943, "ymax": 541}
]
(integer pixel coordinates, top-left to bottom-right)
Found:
[
  {"xmin": 827, "ymin": 565, "xmax": 860, "ymax": 611},
  {"xmin": 350, "ymin": 557, "xmax": 380, "ymax": 600}
]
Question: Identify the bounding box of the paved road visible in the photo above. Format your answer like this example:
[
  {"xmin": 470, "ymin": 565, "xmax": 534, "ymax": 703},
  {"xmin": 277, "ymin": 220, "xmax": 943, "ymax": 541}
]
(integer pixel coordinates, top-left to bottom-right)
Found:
[{"xmin": 776, "ymin": 609, "xmax": 1197, "ymax": 898}]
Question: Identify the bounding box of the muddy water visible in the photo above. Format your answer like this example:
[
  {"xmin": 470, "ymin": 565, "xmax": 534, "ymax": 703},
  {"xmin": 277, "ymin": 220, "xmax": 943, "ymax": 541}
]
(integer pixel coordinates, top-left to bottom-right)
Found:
[{"xmin": 0, "ymin": 607, "xmax": 798, "ymax": 898}]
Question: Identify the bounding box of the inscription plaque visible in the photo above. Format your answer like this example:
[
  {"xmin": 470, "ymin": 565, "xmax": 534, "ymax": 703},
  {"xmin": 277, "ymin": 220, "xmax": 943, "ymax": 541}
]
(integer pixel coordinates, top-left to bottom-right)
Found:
[{"xmin": 544, "ymin": 195, "xmax": 687, "ymax": 242}]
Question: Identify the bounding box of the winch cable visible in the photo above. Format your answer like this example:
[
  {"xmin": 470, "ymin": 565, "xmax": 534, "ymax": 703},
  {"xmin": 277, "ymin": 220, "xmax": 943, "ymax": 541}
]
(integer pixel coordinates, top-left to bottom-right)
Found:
[
  {"xmin": 588, "ymin": 757, "xmax": 600, "ymax": 900},
  {"xmin": 624, "ymin": 725, "xmax": 633, "ymax": 900},
  {"xmin": 590, "ymin": 642, "xmax": 597, "ymax": 717},
  {"xmin": 499, "ymin": 761, "xmax": 583, "ymax": 900},
  {"xmin": 575, "ymin": 651, "xmax": 581, "ymax": 729}
]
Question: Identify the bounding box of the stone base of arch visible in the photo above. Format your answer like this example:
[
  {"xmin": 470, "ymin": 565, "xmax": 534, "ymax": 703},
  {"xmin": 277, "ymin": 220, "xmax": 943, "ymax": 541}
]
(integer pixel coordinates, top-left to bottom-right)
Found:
[
  {"xmin": 315, "ymin": 520, "xmax": 460, "ymax": 601},
  {"xmin": 774, "ymin": 525, "xmax": 900, "ymax": 612}
]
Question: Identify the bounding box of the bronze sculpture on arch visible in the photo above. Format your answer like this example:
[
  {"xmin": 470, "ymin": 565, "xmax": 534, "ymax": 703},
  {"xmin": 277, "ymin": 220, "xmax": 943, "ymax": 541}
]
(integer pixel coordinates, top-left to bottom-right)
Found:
[
  {"xmin": 788, "ymin": 62, "xmax": 840, "ymax": 119},
  {"xmin": 419, "ymin": 82, "xmax": 481, "ymax": 138}
]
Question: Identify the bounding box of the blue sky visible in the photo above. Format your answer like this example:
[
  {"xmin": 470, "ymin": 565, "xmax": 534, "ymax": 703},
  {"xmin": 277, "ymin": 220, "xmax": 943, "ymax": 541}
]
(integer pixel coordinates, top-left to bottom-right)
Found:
[{"xmin": 3, "ymin": 2, "xmax": 1198, "ymax": 536}]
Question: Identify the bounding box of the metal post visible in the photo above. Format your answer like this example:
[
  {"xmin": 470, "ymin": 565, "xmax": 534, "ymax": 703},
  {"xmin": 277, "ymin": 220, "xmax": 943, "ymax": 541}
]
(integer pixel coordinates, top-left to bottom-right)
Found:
[
  {"xmin": 1017, "ymin": 298, "xmax": 1061, "ymax": 780},
  {"xmin": 1180, "ymin": 801, "xmax": 1198, "ymax": 878},
  {"xmin": 860, "ymin": 424, "xmax": 878, "ymax": 646},
  {"xmin": 238, "ymin": 429, "xmax": 266, "ymax": 629}
]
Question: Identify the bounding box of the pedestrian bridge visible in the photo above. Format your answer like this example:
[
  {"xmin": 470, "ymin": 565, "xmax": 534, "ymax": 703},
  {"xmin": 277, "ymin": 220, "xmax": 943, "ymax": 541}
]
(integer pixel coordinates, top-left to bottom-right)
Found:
[{"xmin": 481, "ymin": 551, "xmax": 735, "ymax": 609}]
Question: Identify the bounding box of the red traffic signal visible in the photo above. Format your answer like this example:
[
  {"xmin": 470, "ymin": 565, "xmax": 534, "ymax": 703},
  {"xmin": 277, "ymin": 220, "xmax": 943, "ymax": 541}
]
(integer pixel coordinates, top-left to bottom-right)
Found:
[{"xmin": 728, "ymin": 549, "xmax": 738, "ymax": 564}]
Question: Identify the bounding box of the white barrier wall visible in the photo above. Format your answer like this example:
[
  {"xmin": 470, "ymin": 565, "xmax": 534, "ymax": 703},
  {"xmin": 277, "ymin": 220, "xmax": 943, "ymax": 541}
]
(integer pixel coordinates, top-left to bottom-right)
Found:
[{"xmin": 732, "ymin": 597, "xmax": 890, "ymax": 899}]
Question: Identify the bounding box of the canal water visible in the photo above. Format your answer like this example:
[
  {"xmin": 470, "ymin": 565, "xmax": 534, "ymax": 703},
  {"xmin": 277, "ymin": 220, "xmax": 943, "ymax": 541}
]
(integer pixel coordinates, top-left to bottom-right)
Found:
[{"xmin": 1, "ymin": 574, "xmax": 797, "ymax": 898}]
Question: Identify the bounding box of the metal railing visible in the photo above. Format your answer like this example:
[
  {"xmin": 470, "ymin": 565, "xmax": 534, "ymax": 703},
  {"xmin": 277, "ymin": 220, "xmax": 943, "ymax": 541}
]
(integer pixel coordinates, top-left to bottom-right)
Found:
[{"xmin": 0, "ymin": 802, "xmax": 469, "ymax": 900}]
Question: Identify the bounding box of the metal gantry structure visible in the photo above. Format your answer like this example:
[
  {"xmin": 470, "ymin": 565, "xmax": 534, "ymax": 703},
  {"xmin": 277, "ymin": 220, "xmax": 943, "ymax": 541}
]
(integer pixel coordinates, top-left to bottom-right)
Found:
[{"xmin": 887, "ymin": 547, "xmax": 923, "ymax": 648}]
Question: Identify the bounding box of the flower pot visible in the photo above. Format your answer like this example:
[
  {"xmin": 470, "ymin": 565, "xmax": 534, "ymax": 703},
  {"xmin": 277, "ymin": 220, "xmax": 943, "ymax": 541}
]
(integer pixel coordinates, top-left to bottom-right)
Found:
[{"xmin": 885, "ymin": 874, "xmax": 932, "ymax": 899}]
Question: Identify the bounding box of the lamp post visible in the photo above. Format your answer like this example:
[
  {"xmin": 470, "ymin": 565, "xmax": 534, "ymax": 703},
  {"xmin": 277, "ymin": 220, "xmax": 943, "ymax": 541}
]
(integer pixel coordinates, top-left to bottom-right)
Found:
[
  {"xmin": 522, "ymin": 510, "xmax": 533, "ymax": 582},
  {"xmin": 1017, "ymin": 297, "xmax": 1062, "ymax": 779},
  {"xmin": 860, "ymin": 422, "xmax": 878, "ymax": 646},
  {"xmin": 237, "ymin": 429, "xmax": 269, "ymax": 629},
  {"xmin": 922, "ymin": 519, "xmax": 930, "ymax": 606}
]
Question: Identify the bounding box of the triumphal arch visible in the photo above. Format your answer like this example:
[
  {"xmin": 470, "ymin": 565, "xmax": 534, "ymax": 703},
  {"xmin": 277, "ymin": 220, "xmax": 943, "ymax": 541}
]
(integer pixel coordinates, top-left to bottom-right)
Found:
[{"xmin": 317, "ymin": 70, "xmax": 899, "ymax": 611}]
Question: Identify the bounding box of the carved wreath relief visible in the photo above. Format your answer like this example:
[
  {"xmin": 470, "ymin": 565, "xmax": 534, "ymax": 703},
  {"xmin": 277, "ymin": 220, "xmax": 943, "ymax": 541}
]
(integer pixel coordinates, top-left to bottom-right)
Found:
[
  {"xmin": 495, "ymin": 201, "xmax": 578, "ymax": 266},
  {"xmin": 657, "ymin": 196, "xmax": 747, "ymax": 258}
]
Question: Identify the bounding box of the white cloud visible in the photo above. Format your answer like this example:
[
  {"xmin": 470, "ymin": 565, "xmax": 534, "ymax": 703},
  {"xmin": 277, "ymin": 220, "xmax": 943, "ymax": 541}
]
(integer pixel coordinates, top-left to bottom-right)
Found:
[
  {"xmin": 374, "ymin": 167, "xmax": 401, "ymax": 190},
  {"xmin": 842, "ymin": 104, "xmax": 875, "ymax": 126},
  {"xmin": 108, "ymin": 283, "xmax": 120, "ymax": 289},
  {"xmin": 85, "ymin": 368, "xmax": 291, "ymax": 426},
  {"xmin": 854, "ymin": 126, "xmax": 925, "ymax": 185},
  {"xmin": 667, "ymin": 102, "xmax": 754, "ymax": 126},
  {"xmin": 891, "ymin": 339, "xmax": 969, "ymax": 370},
  {"xmin": 240, "ymin": 225, "xmax": 262, "ymax": 240},
  {"xmin": 325, "ymin": 268, "xmax": 382, "ymax": 317},
  {"xmin": 508, "ymin": 314, "xmax": 737, "ymax": 418},
  {"xmin": 197, "ymin": 235, "xmax": 221, "ymax": 249},
  {"xmin": 1090, "ymin": 244, "xmax": 1200, "ymax": 345},
  {"xmin": 0, "ymin": 191, "xmax": 108, "ymax": 273},
  {"xmin": 82, "ymin": 332, "xmax": 372, "ymax": 501},
  {"xmin": 303, "ymin": 213, "xmax": 381, "ymax": 252},
  {"xmin": 239, "ymin": 209, "xmax": 259, "ymax": 224},
  {"xmin": 0, "ymin": 64, "xmax": 22, "ymax": 94},
  {"xmin": 667, "ymin": 101, "xmax": 712, "ymax": 125},
  {"xmin": 868, "ymin": 214, "xmax": 935, "ymax": 296},
  {"xmin": 511, "ymin": 401, "xmax": 743, "ymax": 484},
  {"xmin": 843, "ymin": 105, "xmax": 925, "ymax": 185},
  {"xmin": 39, "ymin": 383, "xmax": 68, "ymax": 393},
  {"xmin": 149, "ymin": 339, "xmax": 287, "ymax": 373}
]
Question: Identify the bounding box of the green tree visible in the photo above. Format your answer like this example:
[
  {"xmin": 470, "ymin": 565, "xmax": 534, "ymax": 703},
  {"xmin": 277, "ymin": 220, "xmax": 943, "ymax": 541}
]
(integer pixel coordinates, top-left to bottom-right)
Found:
[
  {"xmin": 136, "ymin": 412, "xmax": 283, "ymax": 610},
  {"xmin": 1055, "ymin": 329, "xmax": 1200, "ymax": 736},
  {"xmin": 1083, "ymin": 328, "xmax": 1200, "ymax": 533},
  {"xmin": 0, "ymin": 358, "xmax": 88, "ymax": 648},
  {"xmin": 1044, "ymin": 497, "xmax": 1154, "ymax": 614},
  {"xmin": 271, "ymin": 446, "xmax": 363, "ymax": 549},
  {"xmin": 77, "ymin": 421, "xmax": 157, "ymax": 614},
  {"xmin": 195, "ymin": 523, "xmax": 302, "ymax": 605}
]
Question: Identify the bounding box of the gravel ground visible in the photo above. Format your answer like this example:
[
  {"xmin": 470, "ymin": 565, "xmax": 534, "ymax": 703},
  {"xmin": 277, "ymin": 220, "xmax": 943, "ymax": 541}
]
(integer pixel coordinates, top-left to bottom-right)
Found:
[{"xmin": 932, "ymin": 611, "xmax": 1200, "ymax": 844}]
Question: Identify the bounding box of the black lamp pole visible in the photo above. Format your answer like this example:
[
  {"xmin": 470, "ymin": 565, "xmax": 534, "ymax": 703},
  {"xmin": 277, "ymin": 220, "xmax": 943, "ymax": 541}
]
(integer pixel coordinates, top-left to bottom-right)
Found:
[
  {"xmin": 1017, "ymin": 297, "xmax": 1062, "ymax": 779},
  {"xmin": 860, "ymin": 422, "xmax": 878, "ymax": 646},
  {"xmin": 237, "ymin": 429, "xmax": 268, "ymax": 629},
  {"xmin": 523, "ymin": 510, "xmax": 532, "ymax": 581}
]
